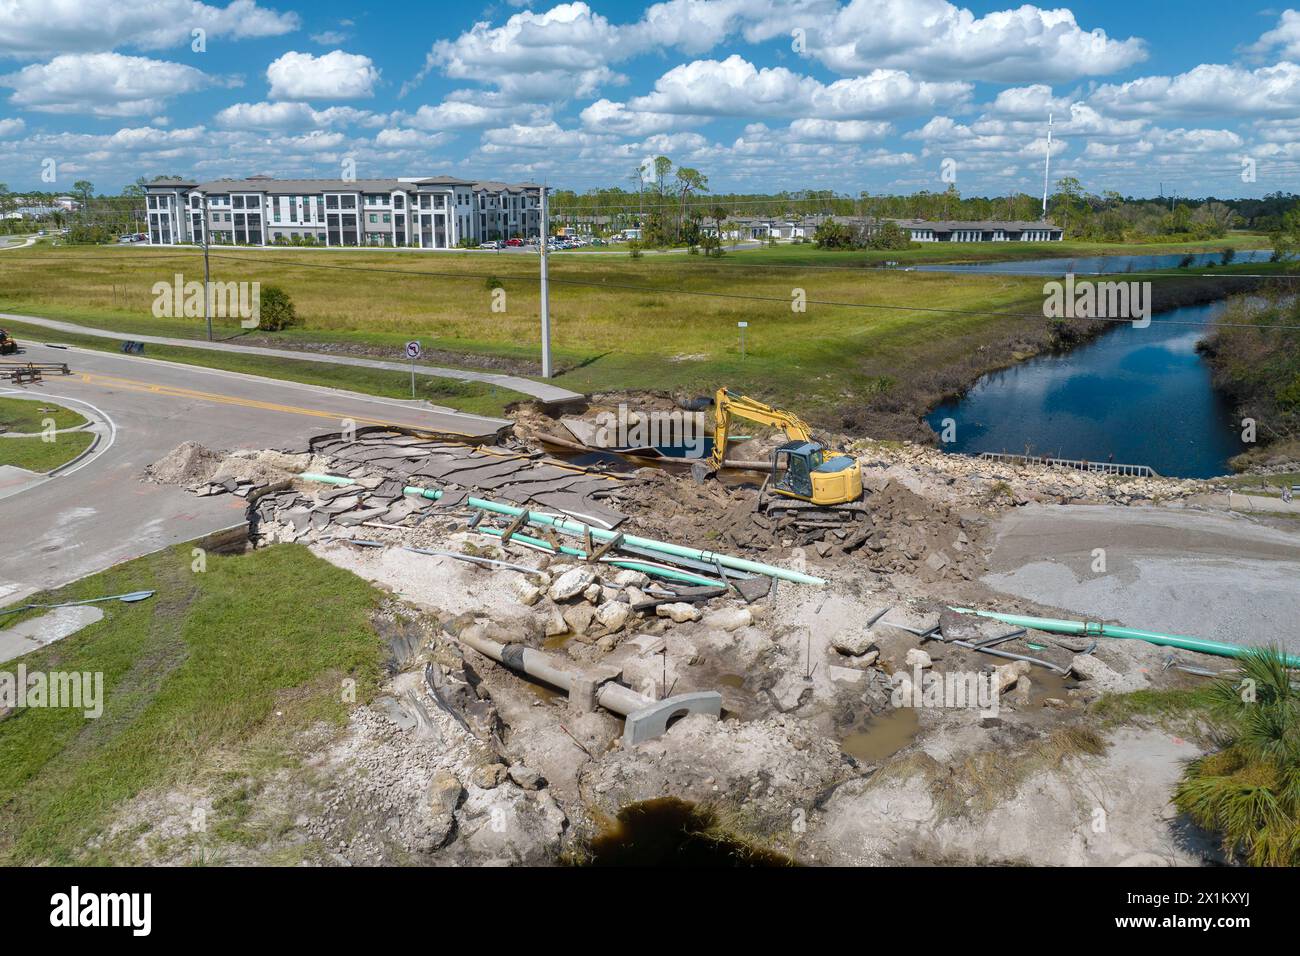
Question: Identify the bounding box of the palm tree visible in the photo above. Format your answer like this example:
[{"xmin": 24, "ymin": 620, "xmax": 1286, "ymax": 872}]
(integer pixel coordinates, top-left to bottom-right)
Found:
[{"xmin": 1173, "ymin": 646, "xmax": 1300, "ymax": 866}]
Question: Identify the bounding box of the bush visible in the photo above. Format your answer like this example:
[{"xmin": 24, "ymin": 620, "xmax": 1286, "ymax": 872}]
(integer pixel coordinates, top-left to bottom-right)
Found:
[
  {"xmin": 1172, "ymin": 646, "xmax": 1300, "ymax": 866},
  {"xmin": 628, "ymin": 241, "xmax": 643, "ymax": 259},
  {"xmin": 256, "ymin": 285, "xmax": 297, "ymax": 332}
]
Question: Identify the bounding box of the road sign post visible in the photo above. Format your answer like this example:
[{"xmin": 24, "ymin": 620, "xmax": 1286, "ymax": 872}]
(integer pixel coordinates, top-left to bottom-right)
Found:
[
  {"xmin": 738, "ymin": 321, "xmax": 748, "ymax": 361},
  {"xmin": 539, "ymin": 186, "xmax": 552, "ymax": 379},
  {"xmin": 405, "ymin": 340, "xmax": 421, "ymax": 398}
]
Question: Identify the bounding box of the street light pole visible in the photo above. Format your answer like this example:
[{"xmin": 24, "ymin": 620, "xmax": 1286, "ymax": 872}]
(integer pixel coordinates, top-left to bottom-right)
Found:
[
  {"xmin": 539, "ymin": 185, "xmax": 552, "ymax": 379},
  {"xmin": 201, "ymin": 194, "xmax": 212, "ymax": 341}
]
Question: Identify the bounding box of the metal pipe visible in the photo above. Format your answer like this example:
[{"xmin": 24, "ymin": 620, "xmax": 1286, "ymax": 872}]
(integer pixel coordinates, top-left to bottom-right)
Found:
[
  {"xmin": 457, "ymin": 627, "xmax": 651, "ymax": 716},
  {"xmin": 949, "ymin": 607, "xmax": 1300, "ymax": 669},
  {"xmin": 301, "ymin": 472, "xmax": 823, "ymax": 585},
  {"xmin": 477, "ymin": 526, "xmax": 724, "ymax": 588}
]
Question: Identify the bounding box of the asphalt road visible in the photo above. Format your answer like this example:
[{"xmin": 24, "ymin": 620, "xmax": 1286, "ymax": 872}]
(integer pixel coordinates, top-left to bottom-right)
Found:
[
  {"xmin": 3, "ymin": 311, "xmax": 580, "ymax": 403},
  {"xmin": 0, "ymin": 341, "xmax": 511, "ymax": 605},
  {"xmin": 983, "ymin": 503, "xmax": 1300, "ymax": 654}
]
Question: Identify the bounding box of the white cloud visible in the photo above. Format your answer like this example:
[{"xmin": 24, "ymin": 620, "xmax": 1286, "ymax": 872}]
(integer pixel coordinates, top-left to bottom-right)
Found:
[
  {"xmin": 812, "ymin": 0, "xmax": 1147, "ymax": 82},
  {"xmin": 215, "ymin": 101, "xmax": 384, "ymax": 129},
  {"xmin": 1244, "ymin": 9, "xmax": 1300, "ymax": 60},
  {"xmin": 311, "ymin": 30, "xmax": 350, "ymax": 45},
  {"xmin": 1091, "ymin": 62, "xmax": 1300, "ymax": 117},
  {"xmin": 267, "ymin": 50, "xmax": 380, "ymax": 101},
  {"xmin": 0, "ymin": 52, "xmax": 217, "ymax": 117},
  {"xmin": 629, "ymin": 55, "xmax": 969, "ymax": 119},
  {"xmin": 787, "ymin": 118, "xmax": 893, "ymax": 142},
  {"xmin": 374, "ymin": 128, "xmax": 451, "ymax": 148},
  {"xmin": 0, "ymin": 0, "xmax": 300, "ymax": 57},
  {"xmin": 579, "ymin": 98, "xmax": 696, "ymax": 135},
  {"xmin": 0, "ymin": 117, "xmax": 25, "ymax": 137}
]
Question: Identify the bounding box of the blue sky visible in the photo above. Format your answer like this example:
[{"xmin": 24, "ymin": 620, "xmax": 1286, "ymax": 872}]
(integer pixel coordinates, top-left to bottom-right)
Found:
[{"xmin": 1, "ymin": 0, "xmax": 1298, "ymax": 198}]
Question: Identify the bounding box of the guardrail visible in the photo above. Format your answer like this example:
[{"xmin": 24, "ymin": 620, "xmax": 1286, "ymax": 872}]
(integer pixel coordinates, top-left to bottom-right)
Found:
[{"xmin": 977, "ymin": 451, "xmax": 1157, "ymax": 478}]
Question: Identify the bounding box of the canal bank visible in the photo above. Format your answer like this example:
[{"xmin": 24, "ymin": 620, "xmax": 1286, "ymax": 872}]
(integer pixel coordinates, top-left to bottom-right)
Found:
[{"xmin": 926, "ymin": 300, "xmax": 1246, "ymax": 478}]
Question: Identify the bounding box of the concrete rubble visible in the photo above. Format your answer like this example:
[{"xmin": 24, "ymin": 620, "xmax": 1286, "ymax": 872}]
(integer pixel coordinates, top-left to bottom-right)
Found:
[{"xmin": 135, "ymin": 404, "xmax": 1247, "ymax": 867}]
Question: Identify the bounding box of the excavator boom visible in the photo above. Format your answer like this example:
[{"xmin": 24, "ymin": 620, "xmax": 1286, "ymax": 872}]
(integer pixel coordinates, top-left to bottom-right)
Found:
[
  {"xmin": 709, "ymin": 387, "xmax": 863, "ymax": 507},
  {"xmin": 711, "ymin": 387, "xmax": 813, "ymax": 468}
]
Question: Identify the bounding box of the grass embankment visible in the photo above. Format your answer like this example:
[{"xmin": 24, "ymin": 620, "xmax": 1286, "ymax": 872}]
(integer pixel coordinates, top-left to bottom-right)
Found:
[
  {"xmin": 1198, "ymin": 292, "xmax": 1300, "ymax": 470},
  {"xmin": 0, "ymin": 395, "xmax": 94, "ymax": 472},
  {"xmin": 0, "ymin": 240, "xmax": 1275, "ymax": 435},
  {"xmin": 0, "ymin": 543, "xmax": 385, "ymax": 864}
]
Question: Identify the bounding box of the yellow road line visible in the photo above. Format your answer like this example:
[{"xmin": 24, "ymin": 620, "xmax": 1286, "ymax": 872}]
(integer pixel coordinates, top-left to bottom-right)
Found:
[{"xmin": 75, "ymin": 372, "xmax": 480, "ymax": 436}]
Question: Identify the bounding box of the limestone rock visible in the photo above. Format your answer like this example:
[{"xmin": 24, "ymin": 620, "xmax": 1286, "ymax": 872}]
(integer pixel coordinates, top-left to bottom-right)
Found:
[
  {"xmin": 905, "ymin": 648, "xmax": 932, "ymax": 669},
  {"xmin": 595, "ymin": 600, "xmax": 632, "ymax": 631},
  {"xmin": 832, "ymin": 629, "xmax": 877, "ymax": 656},
  {"xmin": 703, "ymin": 606, "xmax": 752, "ymax": 632},
  {"xmin": 508, "ymin": 764, "xmax": 545, "ymax": 790},
  {"xmin": 563, "ymin": 603, "xmax": 596, "ymax": 636},
  {"xmin": 548, "ymin": 566, "xmax": 597, "ymax": 602},
  {"xmin": 994, "ymin": 659, "xmax": 1031, "ymax": 693},
  {"xmin": 471, "ymin": 763, "xmax": 508, "ymax": 789},
  {"xmin": 427, "ymin": 770, "xmax": 464, "ymax": 815},
  {"xmin": 513, "ymin": 579, "xmax": 542, "ymax": 606},
  {"xmin": 655, "ymin": 602, "xmax": 702, "ymax": 624},
  {"xmin": 1070, "ymin": 654, "xmax": 1150, "ymax": 694}
]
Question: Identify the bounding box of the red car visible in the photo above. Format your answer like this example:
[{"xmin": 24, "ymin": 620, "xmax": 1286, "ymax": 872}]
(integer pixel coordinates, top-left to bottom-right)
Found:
[{"xmin": 506, "ymin": 238, "xmax": 524, "ymax": 247}]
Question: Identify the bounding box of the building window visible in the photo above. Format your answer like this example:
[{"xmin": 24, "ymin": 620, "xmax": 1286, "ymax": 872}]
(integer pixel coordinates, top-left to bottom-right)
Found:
[
  {"xmin": 383, "ymin": 214, "xmax": 391, "ymax": 224},
  {"xmin": 369, "ymin": 214, "xmax": 377, "ymax": 224},
  {"xmin": 326, "ymin": 195, "xmax": 339, "ymax": 209}
]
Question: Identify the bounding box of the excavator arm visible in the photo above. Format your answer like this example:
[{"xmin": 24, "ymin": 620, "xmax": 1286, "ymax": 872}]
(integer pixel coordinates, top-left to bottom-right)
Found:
[{"xmin": 710, "ymin": 387, "xmax": 814, "ymax": 469}]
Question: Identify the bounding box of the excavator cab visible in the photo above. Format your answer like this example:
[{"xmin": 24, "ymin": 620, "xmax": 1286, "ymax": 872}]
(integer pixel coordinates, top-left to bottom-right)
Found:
[
  {"xmin": 0, "ymin": 329, "xmax": 16, "ymax": 355},
  {"xmin": 772, "ymin": 441, "xmax": 862, "ymax": 505}
]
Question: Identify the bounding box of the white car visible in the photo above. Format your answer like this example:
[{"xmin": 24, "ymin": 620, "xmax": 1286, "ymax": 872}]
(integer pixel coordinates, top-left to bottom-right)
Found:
[{"xmin": 479, "ymin": 240, "xmax": 502, "ymax": 250}]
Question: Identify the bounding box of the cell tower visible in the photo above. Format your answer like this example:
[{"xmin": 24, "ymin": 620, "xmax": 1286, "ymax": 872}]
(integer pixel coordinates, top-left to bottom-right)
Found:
[{"xmin": 1042, "ymin": 111, "xmax": 1053, "ymax": 218}]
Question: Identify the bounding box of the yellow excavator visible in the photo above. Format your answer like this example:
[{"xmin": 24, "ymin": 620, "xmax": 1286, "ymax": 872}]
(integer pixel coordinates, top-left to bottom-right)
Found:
[{"xmin": 710, "ymin": 387, "xmax": 863, "ymax": 508}]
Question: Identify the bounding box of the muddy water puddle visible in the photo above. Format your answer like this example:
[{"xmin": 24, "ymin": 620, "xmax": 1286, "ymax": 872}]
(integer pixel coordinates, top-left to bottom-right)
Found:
[
  {"xmin": 542, "ymin": 632, "xmax": 574, "ymax": 651},
  {"xmin": 585, "ymin": 797, "xmax": 794, "ymax": 866},
  {"xmin": 840, "ymin": 706, "xmax": 921, "ymax": 763}
]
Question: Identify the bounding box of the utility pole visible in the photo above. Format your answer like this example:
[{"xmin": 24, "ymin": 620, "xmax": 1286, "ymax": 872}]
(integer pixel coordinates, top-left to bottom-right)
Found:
[
  {"xmin": 202, "ymin": 194, "xmax": 212, "ymax": 341},
  {"xmin": 539, "ymin": 185, "xmax": 552, "ymax": 379},
  {"xmin": 1041, "ymin": 111, "xmax": 1053, "ymax": 218}
]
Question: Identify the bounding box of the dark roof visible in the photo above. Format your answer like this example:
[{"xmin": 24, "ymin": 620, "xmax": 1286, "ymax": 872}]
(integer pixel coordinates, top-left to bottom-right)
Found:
[
  {"xmin": 192, "ymin": 177, "xmax": 412, "ymax": 194},
  {"xmin": 892, "ymin": 219, "xmax": 1061, "ymax": 231}
]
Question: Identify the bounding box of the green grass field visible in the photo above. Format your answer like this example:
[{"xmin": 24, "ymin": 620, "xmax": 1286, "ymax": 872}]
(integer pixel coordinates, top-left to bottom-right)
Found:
[
  {"xmin": 0, "ymin": 396, "xmax": 94, "ymax": 472},
  {"xmin": 0, "ymin": 543, "xmax": 385, "ymax": 865},
  {"xmin": 0, "ymin": 237, "xmax": 1274, "ymax": 426},
  {"xmin": 0, "ymin": 432, "xmax": 95, "ymax": 472}
]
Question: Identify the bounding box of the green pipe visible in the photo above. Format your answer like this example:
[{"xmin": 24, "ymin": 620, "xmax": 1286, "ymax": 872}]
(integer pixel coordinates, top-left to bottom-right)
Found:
[
  {"xmin": 949, "ymin": 607, "xmax": 1300, "ymax": 669},
  {"xmin": 477, "ymin": 527, "xmax": 724, "ymax": 588},
  {"xmin": 301, "ymin": 472, "xmax": 824, "ymax": 585}
]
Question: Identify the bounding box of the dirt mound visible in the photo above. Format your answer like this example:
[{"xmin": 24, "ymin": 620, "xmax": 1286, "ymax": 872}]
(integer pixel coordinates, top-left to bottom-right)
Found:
[
  {"xmin": 210, "ymin": 449, "xmax": 310, "ymax": 486},
  {"xmin": 146, "ymin": 441, "xmax": 223, "ymax": 485}
]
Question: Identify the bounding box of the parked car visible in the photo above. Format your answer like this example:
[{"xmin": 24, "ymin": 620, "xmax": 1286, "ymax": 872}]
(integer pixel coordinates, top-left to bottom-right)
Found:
[
  {"xmin": 506, "ymin": 238, "xmax": 524, "ymax": 247},
  {"xmin": 479, "ymin": 240, "xmax": 501, "ymax": 250}
]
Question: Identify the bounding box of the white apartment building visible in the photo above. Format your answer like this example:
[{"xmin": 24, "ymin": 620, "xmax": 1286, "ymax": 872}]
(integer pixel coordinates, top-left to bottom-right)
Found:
[{"xmin": 143, "ymin": 175, "xmax": 542, "ymax": 248}]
